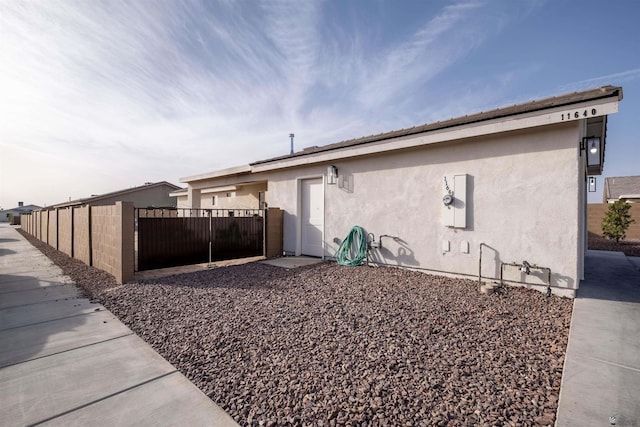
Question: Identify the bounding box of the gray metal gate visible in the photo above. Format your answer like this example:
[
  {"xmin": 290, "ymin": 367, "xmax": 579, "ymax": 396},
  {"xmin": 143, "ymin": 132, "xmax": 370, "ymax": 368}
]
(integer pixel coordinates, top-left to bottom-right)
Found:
[{"xmin": 136, "ymin": 208, "xmax": 264, "ymax": 271}]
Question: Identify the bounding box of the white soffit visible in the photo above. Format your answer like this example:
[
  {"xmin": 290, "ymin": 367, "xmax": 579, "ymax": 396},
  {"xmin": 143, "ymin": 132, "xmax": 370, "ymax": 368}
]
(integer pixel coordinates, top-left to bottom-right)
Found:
[
  {"xmin": 180, "ymin": 164, "xmax": 251, "ymax": 183},
  {"xmin": 251, "ymin": 98, "xmax": 620, "ymax": 173},
  {"xmin": 200, "ymin": 185, "xmax": 238, "ymax": 194}
]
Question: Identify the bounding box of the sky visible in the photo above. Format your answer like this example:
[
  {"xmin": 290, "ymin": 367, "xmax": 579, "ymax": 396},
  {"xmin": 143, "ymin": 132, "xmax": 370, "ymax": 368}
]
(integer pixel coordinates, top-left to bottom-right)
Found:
[{"xmin": 1, "ymin": 0, "xmax": 639, "ymax": 209}]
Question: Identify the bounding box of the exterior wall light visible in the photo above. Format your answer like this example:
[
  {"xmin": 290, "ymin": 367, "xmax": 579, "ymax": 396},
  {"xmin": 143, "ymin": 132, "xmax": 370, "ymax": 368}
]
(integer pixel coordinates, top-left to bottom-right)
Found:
[
  {"xmin": 327, "ymin": 165, "xmax": 338, "ymax": 185},
  {"xmin": 581, "ymin": 136, "xmax": 601, "ymax": 168}
]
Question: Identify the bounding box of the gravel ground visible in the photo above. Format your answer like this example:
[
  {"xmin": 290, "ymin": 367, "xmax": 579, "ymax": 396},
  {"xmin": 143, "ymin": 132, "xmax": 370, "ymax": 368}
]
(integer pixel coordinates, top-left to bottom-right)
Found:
[
  {"xmin": 18, "ymin": 229, "xmax": 572, "ymax": 426},
  {"xmin": 588, "ymin": 236, "xmax": 640, "ymax": 257}
]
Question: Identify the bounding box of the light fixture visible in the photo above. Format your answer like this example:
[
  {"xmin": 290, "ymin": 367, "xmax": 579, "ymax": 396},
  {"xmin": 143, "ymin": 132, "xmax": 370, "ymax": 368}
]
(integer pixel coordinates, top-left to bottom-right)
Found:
[
  {"xmin": 327, "ymin": 165, "xmax": 338, "ymax": 185},
  {"xmin": 580, "ymin": 136, "xmax": 601, "ymax": 169}
]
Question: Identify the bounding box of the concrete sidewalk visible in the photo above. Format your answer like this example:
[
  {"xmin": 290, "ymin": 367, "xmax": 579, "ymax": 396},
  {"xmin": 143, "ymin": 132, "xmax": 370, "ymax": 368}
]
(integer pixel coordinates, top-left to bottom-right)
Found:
[
  {"xmin": 0, "ymin": 223, "xmax": 238, "ymax": 426},
  {"xmin": 556, "ymin": 250, "xmax": 640, "ymax": 427}
]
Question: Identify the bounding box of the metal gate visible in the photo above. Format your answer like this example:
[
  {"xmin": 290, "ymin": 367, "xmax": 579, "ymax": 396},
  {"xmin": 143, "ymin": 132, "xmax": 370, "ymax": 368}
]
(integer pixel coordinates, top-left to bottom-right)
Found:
[{"xmin": 136, "ymin": 208, "xmax": 264, "ymax": 271}]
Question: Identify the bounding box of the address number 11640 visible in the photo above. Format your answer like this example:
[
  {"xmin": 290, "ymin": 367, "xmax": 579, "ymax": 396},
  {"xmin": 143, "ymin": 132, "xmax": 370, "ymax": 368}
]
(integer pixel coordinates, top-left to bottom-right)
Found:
[{"xmin": 561, "ymin": 108, "xmax": 597, "ymax": 121}]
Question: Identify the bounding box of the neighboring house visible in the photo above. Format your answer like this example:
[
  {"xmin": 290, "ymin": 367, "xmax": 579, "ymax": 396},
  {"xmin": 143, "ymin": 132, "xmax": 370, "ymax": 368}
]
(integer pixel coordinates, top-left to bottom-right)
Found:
[
  {"xmin": 603, "ymin": 175, "xmax": 640, "ymax": 203},
  {"xmin": 179, "ymin": 166, "xmax": 267, "ymax": 210},
  {"xmin": 52, "ymin": 181, "xmax": 182, "ymax": 209},
  {"xmin": 180, "ymin": 85, "xmax": 623, "ymax": 297},
  {"xmin": 1, "ymin": 202, "xmax": 41, "ymax": 223}
]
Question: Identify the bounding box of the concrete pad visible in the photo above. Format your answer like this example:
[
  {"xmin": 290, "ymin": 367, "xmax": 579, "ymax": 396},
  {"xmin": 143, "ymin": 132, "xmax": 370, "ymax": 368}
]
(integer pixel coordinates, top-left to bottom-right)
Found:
[
  {"xmin": 0, "ymin": 298, "xmax": 103, "ymax": 330},
  {"xmin": 557, "ymin": 355, "xmax": 640, "ymax": 426},
  {"xmin": 0, "ymin": 275, "xmax": 74, "ymax": 293},
  {"xmin": 556, "ymin": 250, "xmax": 640, "ymax": 426},
  {"xmin": 260, "ymin": 256, "xmax": 324, "ymax": 269},
  {"xmin": 0, "ymin": 255, "xmax": 61, "ymax": 273},
  {"xmin": 0, "ymin": 224, "xmax": 238, "ymax": 425},
  {"xmin": 0, "ymin": 334, "xmax": 176, "ymax": 426},
  {"xmin": 0, "ymin": 263, "xmax": 66, "ymax": 277},
  {"xmin": 46, "ymin": 371, "xmax": 239, "ymax": 427},
  {"xmin": 0, "ymin": 310, "xmax": 132, "ymax": 367},
  {"xmin": 0, "ymin": 283, "xmax": 80, "ymax": 309},
  {"xmin": 565, "ymin": 298, "xmax": 640, "ymax": 369}
]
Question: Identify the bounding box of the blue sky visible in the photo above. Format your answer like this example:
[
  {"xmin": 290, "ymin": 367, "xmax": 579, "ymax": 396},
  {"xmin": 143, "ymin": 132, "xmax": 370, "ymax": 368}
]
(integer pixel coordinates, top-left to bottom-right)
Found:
[{"xmin": 1, "ymin": 0, "xmax": 639, "ymax": 209}]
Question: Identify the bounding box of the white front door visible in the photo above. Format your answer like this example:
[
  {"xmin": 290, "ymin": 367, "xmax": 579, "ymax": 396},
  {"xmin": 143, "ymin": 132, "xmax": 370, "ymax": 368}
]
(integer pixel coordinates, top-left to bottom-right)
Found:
[{"xmin": 301, "ymin": 178, "xmax": 324, "ymax": 257}]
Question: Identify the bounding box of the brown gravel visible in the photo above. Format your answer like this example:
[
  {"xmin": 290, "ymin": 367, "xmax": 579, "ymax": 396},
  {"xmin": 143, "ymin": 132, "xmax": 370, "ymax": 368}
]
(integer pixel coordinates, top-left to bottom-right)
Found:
[
  {"xmin": 588, "ymin": 236, "xmax": 640, "ymax": 257},
  {"xmin": 18, "ymin": 229, "xmax": 572, "ymax": 426}
]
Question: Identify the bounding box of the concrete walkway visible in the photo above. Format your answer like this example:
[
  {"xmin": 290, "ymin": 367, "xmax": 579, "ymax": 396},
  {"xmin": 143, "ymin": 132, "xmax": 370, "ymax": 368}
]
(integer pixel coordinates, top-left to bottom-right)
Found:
[
  {"xmin": 0, "ymin": 223, "xmax": 238, "ymax": 427},
  {"xmin": 556, "ymin": 250, "xmax": 640, "ymax": 427}
]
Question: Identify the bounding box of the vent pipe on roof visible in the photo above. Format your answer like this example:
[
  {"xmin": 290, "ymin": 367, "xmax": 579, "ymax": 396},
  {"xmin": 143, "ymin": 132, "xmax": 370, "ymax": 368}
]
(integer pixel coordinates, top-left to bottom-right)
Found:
[{"xmin": 289, "ymin": 133, "xmax": 295, "ymax": 154}]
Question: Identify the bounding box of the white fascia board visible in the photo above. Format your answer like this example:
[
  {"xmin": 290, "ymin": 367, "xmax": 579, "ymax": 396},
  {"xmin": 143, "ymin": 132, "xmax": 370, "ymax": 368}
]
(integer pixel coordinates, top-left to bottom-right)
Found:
[
  {"xmin": 251, "ymin": 98, "xmax": 620, "ymax": 173},
  {"xmin": 200, "ymin": 185, "xmax": 238, "ymax": 194},
  {"xmin": 179, "ymin": 164, "xmax": 251, "ymax": 183}
]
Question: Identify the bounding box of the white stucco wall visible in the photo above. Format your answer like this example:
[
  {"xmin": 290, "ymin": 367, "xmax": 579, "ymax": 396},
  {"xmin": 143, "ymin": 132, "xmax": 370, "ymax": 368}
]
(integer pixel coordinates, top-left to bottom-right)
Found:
[
  {"xmin": 199, "ymin": 183, "xmax": 266, "ymax": 210},
  {"xmin": 266, "ymin": 121, "xmax": 582, "ymax": 296},
  {"xmin": 185, "ymin": 182, "xmax": 267, "ymax": 210}
]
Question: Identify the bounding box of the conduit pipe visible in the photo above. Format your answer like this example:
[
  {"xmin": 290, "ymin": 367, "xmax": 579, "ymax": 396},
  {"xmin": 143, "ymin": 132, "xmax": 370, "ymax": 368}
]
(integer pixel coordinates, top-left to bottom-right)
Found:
[
  {"xmin": 500, "ymin": 261, "xmax": 552, "ymax": 297},
  {"xmin": 478, "ymin": 242, "xmax": 489, "ymax": 286}
]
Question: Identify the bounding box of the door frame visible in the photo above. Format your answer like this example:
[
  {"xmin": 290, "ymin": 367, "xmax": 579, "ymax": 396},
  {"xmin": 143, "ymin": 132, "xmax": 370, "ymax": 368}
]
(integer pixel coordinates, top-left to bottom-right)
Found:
[{"xmin": 296, "ymin": 175, "xmax": 325, "ymax": 257}]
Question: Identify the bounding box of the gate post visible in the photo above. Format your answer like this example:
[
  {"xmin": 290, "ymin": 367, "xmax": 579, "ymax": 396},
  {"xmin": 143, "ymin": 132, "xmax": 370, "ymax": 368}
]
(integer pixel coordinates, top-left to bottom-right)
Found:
[
  {"xmin": 116, "ymin": 201, "xmax": 135, "ymax": 284},
  {"xmin": 265, "ymin": 208, "xmax": 284, "ymax": 258}
]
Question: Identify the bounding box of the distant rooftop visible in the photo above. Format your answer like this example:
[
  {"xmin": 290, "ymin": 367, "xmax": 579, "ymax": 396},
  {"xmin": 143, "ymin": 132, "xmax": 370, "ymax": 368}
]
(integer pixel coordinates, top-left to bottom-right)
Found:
[
  {"xmin": 53, "ymin": 181, "xmax": 182, "ymax": 208},
  {"xmin": 604, "ymin": 175, "xmax": 640, "ymax": 201}
]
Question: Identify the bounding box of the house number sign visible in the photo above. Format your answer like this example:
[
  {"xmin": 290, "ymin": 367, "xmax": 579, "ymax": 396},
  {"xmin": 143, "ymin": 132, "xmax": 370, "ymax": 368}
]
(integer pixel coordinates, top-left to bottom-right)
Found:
[{"xmin": 560, "ymin": 108, "xmax": 597, "ymax": 121}]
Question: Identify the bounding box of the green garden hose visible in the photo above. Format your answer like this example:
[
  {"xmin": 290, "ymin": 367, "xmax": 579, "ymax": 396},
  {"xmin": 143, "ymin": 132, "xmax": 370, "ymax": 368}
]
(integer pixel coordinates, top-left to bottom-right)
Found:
[{"xmin": 335, "ymin": 225, "xmax": 368, "ymax": 266}]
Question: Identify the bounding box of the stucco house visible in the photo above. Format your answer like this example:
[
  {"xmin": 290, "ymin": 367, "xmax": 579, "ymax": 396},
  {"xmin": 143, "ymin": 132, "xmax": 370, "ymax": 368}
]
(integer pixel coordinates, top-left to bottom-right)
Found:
[
  {"xmin": 180, "ymin": 86, "xmax": 623, "ymax": 297},
  {"xmin": 1, "ymin": 202, "xmax": 41, "ymax": 223},
  {"xmin": 603, "ymin": 175, "xmax": 640, "ymax": 203},
  {"xmin": 174, "ymin": 173, "xmax": 266, "ymax": 211},
  {"xmin": 52, "ymin": 181, "xmax": 182, "ymax": 209}
]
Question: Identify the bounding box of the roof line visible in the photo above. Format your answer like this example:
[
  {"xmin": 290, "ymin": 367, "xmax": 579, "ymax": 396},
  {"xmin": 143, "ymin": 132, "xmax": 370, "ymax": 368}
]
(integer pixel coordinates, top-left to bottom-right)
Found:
[{"xmin": 251, "ymin": 85, "xmax": 622, "ymax": 166}]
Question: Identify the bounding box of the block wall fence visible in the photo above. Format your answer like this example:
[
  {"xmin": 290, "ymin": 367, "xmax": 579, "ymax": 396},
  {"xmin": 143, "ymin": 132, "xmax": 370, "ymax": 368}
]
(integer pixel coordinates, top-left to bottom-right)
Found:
[
  {"xmin": 20, "ymin": 201, "xmax": 135, "ymax": 284},
  {"xmin": 587, "ymin": 203, "xmax": 640, "ymax": 240}
]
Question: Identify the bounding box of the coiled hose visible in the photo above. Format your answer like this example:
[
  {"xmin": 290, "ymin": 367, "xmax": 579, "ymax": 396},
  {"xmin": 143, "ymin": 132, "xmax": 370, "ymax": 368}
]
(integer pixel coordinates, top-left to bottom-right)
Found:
[{"xmin": 335, "ymin": 225, "xmax": 368, "ymax": 266}]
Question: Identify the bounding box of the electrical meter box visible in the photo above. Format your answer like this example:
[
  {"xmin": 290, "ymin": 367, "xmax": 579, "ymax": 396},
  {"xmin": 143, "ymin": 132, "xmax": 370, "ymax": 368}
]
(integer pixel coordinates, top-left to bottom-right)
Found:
[{"xmin": 443, "ymin": 174, "xmax": 467, "ymax": 228}]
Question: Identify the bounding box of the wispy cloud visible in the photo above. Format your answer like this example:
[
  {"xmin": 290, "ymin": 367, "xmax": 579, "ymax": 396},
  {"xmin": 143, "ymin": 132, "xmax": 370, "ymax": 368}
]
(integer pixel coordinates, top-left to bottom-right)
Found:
[
  {"xmin": 0, "ymin": 0, "xmax": 529, "ymax": 207},
  {"xmin": 559, "ymin": 68, "xmax": 640, "ymax": 93},
  {"xmin": 356, "ymin": 2, "xmax": 485, "ymax": 109}
]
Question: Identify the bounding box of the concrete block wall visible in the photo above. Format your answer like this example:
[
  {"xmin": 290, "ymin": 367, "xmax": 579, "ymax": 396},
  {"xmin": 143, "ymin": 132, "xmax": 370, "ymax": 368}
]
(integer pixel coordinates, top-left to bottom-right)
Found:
[
  {"xmin": 58, "ymin": 208, "xmax": 73, "ymax": 257},
  {"xmin": 91, "ymin": 202, "xmax": 134, "ymax": 284},
  {"xmin": 74, "ymin": 206, "xmax": 91, "ymax": 265},
  {"xmin": 588, "ymin": 203, "xmax": 640, "ymax": 239},
  {"xmin": 19, "ymin": 214, "xmax": 31, "ymax": 234},
  {"xmin": 48, "ymin": 209, "xmax": 58, "ymax": 249},
  {"xmin": 41, "ymin": 210, "xmax": 49, "ymax": 245},
  {"xmin": 18, "ymin": 202, "xmax": 135, "ymax": 284}
]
